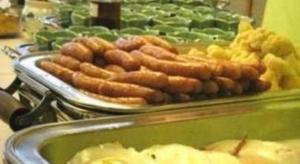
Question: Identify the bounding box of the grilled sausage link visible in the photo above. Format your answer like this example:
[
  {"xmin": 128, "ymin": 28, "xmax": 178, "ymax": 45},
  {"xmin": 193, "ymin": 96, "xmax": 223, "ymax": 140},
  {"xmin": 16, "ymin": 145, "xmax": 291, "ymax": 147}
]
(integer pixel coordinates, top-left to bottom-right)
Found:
[
  {"xmin": 240, "ymin": 65, "xmax": 260, "ymax": 80},
  {"xmin": 115, "ymin": 36, "xmax": 148, "ymax": 52},
  {"xmin": 166, "ymin": 76, "xmax": 203, "ymax": 94},
  {"xmin": 82, "ymin": 91, "xmax": 147, "ymax": 105},
  {"xmin": 72, "ymin": 72, "xmax": 105, "ymax": 93},
  {"xmin": 143, "ymin": 35, "xmax": 178, "ymax": 54},
  {"xmin": 90, "ymin": 37, "xmax": 117, "ymax": 51},
  {"xmin": 104, "ymin": 49, "xmax": 140, "ymax": 71},
  {"xmin": 97, "ymin": 81, "xmax": 166, "ymax": 103},
  {"xmin": 105, "ymin": 65, "xmax": 127, "ymax": 73},
  {"xmin": 61, "ymin": 42, "xmax": 93, "ymax": 62},
  {"xmin": 39, "ymin": 61, "xmax": 74, "ymax": 84},
  {"xmin": 202, "ymin": 80, "xmax": 219, "ymax": 95},
  {"xmin": 131, "ymin": 50, "xmax": 211, "ymax": 80},
  {"xmin": 79, "ymin": 62, "xmax": 114, "ymax": 79},
  {"xmin": 139, "ymin": 45, "xmax": 177, "ymax": 61},
  {"xmin": 109, "ymin": 71, "xmax": 169, "ymax": 89},
  {"xmin": 52, "ymin": 55, "xmax": 81, "ymax": 71},
  {"xmin": 73, "ymin": 37, "xmax": 104, "ymax": 56},
  {"xmin": 176, "ymin": 55, "xmax": 223, "ymax": 77}
]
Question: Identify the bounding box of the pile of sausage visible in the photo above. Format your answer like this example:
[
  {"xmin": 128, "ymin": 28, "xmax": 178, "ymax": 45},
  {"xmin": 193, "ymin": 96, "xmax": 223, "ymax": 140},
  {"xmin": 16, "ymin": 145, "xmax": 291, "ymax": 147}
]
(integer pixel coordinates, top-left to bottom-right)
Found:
[{"xmin": 39, "ymin": 35, "xmax": 270, "ymax": 105}]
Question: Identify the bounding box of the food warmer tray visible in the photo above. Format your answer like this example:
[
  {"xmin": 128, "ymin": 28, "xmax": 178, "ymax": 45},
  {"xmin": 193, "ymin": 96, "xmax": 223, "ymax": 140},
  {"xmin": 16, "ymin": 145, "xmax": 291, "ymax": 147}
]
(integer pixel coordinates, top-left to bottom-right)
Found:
[
  {"xmin": 4, "ymin": 96, "xmax": 300, "ymax": 164},
  {"xmin": 2, "ymin": 49, "xmax": 300, "ymax": 130},
  {"xmin": 14, "ymin": 53, "xmax": 300, "ymax": 111}
]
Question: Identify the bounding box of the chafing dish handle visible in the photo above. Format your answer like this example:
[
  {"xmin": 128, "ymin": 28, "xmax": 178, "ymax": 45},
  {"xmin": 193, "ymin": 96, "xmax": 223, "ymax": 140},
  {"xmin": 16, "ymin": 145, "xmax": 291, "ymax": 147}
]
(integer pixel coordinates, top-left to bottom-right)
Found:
[{"xmin": 0, "ymin": 90, "xmax": 31, "ymax": 131}]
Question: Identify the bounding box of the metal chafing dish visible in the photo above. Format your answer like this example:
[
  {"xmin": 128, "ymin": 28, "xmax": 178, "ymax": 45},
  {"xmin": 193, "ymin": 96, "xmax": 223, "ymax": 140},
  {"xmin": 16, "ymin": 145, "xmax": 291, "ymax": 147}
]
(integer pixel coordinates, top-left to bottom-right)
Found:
[
  {"xmin": 2, "ymin": 45, "xmax": 300, "ymax": 130},
  {"xmin": 3, "ymin": 97, "xmax": 300, "ymax": 164}
]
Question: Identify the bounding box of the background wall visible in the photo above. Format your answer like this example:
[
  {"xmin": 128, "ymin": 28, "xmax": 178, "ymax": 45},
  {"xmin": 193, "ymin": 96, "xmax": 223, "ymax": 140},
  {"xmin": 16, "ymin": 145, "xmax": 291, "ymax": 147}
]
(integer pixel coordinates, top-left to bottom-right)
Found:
[{"xmin": 227, "ymin": 0, "xmax": 267, "ymax": 26}]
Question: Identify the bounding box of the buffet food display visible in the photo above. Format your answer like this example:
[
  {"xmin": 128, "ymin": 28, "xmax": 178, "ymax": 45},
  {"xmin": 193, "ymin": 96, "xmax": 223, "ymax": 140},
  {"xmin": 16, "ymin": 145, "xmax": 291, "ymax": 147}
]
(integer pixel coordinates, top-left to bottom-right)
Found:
[
  {"xmin": 69, "ymin": 139, "xmax": 300, "ymax": 164},
  {"xmin": 38, "ymin": 32, "xmax": 269, "ymax": 105}
]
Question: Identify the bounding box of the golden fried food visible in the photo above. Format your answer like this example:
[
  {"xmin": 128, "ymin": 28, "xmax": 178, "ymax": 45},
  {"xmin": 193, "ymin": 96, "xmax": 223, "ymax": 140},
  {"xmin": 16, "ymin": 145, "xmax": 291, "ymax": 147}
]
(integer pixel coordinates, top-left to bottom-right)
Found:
[
  {"xmin": 61, "ymin": 42, "xmax": 93, "ymax": 62},
  {"xmin": 115, "ymin": 36, "xmax": 148, "ymax": 52},
  {"xmin": 82, "ymin": 91, "xmax": 147, "ymax": 105},
  {"xmin": 104, "ymin": 49, "xmax": 140, "ymax": 71},
  {"xmin": 143, "ymin": 35, "xmax": 178, "ymax": 54},
  {"xmin": 139, "ymin": 45, "xmax": 177, "ymax": 61},
  {"xmin": 109, "ymin": 71, "xmax": 169, "ymax": 89},
  {"xmin": 80, "ymin": 62, "xmax": 114, "ymax": 79},
  {"xmin": 52, "ymin": 55, "xmax": 81, "ymax": 71},
  {"xmin": 105, "ymin": 65, "xmax": 127, "ymax": 73},
  {"xmin": 90, "ymin": 37, "xmax": 117, "ymax": 51},
  {"xmin": 166, "ymin": 76, "xmax": 203, "ymax": 94},
  {"xmin": 131, "ymin": 50, "xmax": 211, "ymax": 80},
  {"xmin": 98, "ymin": 81, "xmax": 166, "ymax": 103},
  {"xmin": 73, "ymin": 37, "xmax": 104, "ymax": 56},
  {"xmin": 39, "ymin": 61, "xmax": 74, "ymax": 84},
  {"xmin": 72, "ymin": 72, "xmax": 105, "ymax": 93}
]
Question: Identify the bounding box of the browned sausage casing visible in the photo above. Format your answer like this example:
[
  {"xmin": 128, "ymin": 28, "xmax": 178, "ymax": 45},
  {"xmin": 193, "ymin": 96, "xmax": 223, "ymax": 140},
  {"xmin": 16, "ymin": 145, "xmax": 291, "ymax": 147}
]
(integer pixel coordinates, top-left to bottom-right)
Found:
[
  {"xmin": 109, "ymin": 71, "xmax": 169, "ymax": 89},
  {"xmin": 139, "ymin": 45, "xmax": 177, "ymax": 61},
  {"xmin": 73, "ymin": 37, "xmax": 104, "ymax": 56},
  {"xmin": 176, "ymin": 55, "xmax": 223, "ymax": 77},
  {"xmin": 115, "ymin": 36, "xmax": 148, "ymax": 52},
  {"xmin": 39, "ymin": 61, "xmax": 74, "ymax": 84},
  {"xmin": 61, "ymin": 42, "xmax": 93, "ymax": 62},
  {"xmin": 72, "ymin": 72, "xmax": 105, "ymax": 93},
  {"xmin": 104, "ymin": 49, "xmax": 140, "ymax": 71},
  {"xmin": 240, "ymin": 65, "xmax": 260, "ymax": 80},
  {"xmin": 90, "ymin": 37, "xmax": 117, "ymax": 51},
  {"xmin": 52, "ymin": 55, "xmax": 81, "ymax": 71},
  {"xmin": 82, "ymin": 91, "xmax": 147, "ymax": 105},
  {"xmin": 166, "ymin": 76, "xmax": 203, "ymax": 94},
  {"xmin": 172, "ymin": 94, "xmax": 193, "ymax": 102},
  {"xmin": 249, "ymin": 79, "xmax": 271, "ymax": 92},
  {"xmin": 202, "ymin": 80, "xmax": 219, "ymax": 95},
  {"xmin": 131, "ymin": 50, "xmax": 211, "ymax": 80},
  {"xmin": 105, "ymin": 65, "xmax": 127, "ymax": 73},
  {"xmin": 97, "ymin": 81, "xmax": 166, "ymax": 103},
  {"xmin": 79, "ymin": 62, "xmax": 114, "ymax": 79},
  {"xmin": 143, "ymin": 35, "xmax": 178, "ymax": 54}
]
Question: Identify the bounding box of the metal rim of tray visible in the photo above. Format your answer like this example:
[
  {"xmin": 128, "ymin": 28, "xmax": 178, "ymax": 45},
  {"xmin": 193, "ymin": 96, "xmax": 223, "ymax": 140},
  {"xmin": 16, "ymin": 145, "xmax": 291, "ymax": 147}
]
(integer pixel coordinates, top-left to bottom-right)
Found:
[{"xmin": 4, "ymin": 94, "xmax": 300, "ymax": 164}]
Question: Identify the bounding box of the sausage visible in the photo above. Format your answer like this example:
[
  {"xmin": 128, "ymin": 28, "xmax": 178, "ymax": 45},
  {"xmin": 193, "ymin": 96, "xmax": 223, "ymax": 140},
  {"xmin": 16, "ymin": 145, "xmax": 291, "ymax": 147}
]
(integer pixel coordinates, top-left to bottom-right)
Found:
[
  {"xmin": 172, "ymin": 94, "xmax": 193, "ymax": 103},
  {"xmin": 115, "ymin": 36, "xmax": 148, "ymax": 52},
  {"xmin": 139, "ymin": 45, "xmax": 177, "ymax": 61},
  {"xmin": 104, "ymin": 49, "xmax": 140, "ymax": 71},
  {"xmin": 79, "ymin": 62, "xmax": 114, "ymax": 79},
  {"xmin": 90, "ymin": 37, "xmax": 117, "ymax": 51},
  {"xmin": 39, "ymin": 61, "xmax": 74, "ymax": 84},
  {"xmin": 202, "ymin": 80, "xmax": 219, "ymax": 95},
  {"xmin": 72, "ymin": 72, "xmax": 105, "ymax": 93},
  {"xmin": 238, "ymin": 79, "xmax": 250, "ymax": 92},
  {"xmin": 97, "ymin": 81, "xmax": 166, "ymax": 103},
  {"xmin": 82, "ymin": 91, "xmax": 147, "ymax": 105},
  {"xmin": 131, "ymin": 50, "xmax": 211, "ymax": 80},
  {"xmin": 109, "ymin": 71, "xmax": 169, "ymax": 89},
  {"xmin": 249, "ymin": 79, "xmax": 271, "ymax": 92},
  {"xmin": 165, "ymin": 76, "xmax": 203, "ymax": 94},
  {"xmin": 240, "ymin": 65, "xmax": 260, "ymax": 80},
  {"xmin": 52, "ymin": 55, "xmax": 81, "ymax": 71},
  {"xmin": 105, "ymin": 65, "xmax": 126, "ymax": 73},
  {"xmin": 143, "ymin": 35, "xmax": 178, "ymax": 54},
  {"xmin": 61, "ymin": 42, "xmax": 93, "ymax": 62},
  {"xmin": 214, "ymin": 77, "xmax": 236, "ymax": 92},
  {"xmin": 176, "ymin": 55, "xmax": 223, "ymax": 77},
  {"xmin": 73, "ymin": 37, "xmax": 104, "ymax": 56}
]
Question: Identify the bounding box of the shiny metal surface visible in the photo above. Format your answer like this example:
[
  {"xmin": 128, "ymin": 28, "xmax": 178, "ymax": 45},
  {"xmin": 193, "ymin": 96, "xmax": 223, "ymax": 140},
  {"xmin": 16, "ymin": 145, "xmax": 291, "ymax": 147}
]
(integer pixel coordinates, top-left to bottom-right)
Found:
[
  {"xmin": 14, "ymin": 53, "xmax": 300, "ymax": 113},
  {"xmin": 4, "ymin": 97, "xmax": 300, "ymax": 164}
]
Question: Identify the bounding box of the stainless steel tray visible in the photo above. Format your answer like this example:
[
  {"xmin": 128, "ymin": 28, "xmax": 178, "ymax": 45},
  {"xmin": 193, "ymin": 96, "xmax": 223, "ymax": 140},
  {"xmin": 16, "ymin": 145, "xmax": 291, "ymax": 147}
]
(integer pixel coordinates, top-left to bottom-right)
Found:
[
  {"xmin": 4, "ymin": 97, "xmax": 300, "ymax": 164},
  {"xmin": 14, "ymin": 53, "xmax": 300, "ymax": 113}
]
